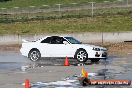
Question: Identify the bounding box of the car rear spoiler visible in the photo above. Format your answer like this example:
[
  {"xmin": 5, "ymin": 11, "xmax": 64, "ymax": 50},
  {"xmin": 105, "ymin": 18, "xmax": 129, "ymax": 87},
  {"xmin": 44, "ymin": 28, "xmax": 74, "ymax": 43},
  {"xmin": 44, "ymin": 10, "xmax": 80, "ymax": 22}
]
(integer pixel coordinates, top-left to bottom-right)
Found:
[{"xmin": 22, "ymin": 39, "xmax": 29, "ymax": 43}]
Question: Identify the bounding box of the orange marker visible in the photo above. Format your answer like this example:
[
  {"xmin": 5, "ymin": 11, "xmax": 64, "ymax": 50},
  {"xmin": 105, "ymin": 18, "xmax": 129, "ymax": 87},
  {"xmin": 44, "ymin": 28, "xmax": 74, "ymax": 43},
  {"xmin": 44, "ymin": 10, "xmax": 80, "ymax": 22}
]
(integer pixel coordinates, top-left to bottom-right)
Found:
[
  {"xmin": 25, "ymin": 79, "xmax": 30, "ymax": 88},
  {"xmin": 81, "ymin": 67, "xmax": 88, "ymax": 78}
]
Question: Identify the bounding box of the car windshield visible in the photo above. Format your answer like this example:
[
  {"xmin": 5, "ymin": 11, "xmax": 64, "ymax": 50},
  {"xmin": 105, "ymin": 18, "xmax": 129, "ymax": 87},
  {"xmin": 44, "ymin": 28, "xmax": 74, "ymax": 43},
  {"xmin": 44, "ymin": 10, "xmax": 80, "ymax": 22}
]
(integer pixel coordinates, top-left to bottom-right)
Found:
[{"xmin": 64, "ymin": 37, "xmax": 81, "ymax": 44}]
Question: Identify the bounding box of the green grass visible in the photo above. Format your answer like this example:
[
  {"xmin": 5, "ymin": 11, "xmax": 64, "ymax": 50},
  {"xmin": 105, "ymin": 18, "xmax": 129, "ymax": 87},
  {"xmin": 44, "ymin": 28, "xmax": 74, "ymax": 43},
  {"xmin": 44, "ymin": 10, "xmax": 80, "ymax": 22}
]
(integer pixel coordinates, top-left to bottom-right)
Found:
[
  {"xmin": 0, "ymin": 0, "xmax": 115, "ymax": 8},
  {"xmin": 1, "ymin": 7, "xmax": 132, "ymax": 23},
  {"xmin": 0, "ymin": 0, "xmax": 131, "ymax": 34},
  {"xmin": 0, "ymin": 15, "xmax": 132, "ymax": 34}
]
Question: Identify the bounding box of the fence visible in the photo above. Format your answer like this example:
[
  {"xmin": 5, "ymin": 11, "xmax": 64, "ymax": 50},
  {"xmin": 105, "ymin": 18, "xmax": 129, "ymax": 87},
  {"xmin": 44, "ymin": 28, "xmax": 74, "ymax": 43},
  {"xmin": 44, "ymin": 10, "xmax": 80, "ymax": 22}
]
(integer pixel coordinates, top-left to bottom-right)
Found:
[{"xmin": 0, "ymin": 0, "xmax": 132, "ymax": 23}]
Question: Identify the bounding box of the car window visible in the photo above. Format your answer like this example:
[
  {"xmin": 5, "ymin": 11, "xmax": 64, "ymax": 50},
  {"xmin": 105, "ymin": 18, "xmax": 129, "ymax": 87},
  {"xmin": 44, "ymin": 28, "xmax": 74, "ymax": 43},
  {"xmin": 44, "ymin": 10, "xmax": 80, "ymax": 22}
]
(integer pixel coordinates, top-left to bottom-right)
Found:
[
  {"xmin": 64, "ymin": 37, "xmax": 81, "ymax": 44},
  {"xmin": 41, "ymin": 37, "xmax": 51, "ymax": 43},
  {"xmin": 51, "ymin": 37, "xmax": 65, "ymax": 44}
]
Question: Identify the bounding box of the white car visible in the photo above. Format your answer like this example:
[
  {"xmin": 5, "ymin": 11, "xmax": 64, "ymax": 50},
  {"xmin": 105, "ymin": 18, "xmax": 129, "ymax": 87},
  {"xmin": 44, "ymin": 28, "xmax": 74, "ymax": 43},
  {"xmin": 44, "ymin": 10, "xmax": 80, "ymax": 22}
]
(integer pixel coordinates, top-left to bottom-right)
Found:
[{"xmin": 20, "ymin": 36, "xmax": 107, "ymax": 63}]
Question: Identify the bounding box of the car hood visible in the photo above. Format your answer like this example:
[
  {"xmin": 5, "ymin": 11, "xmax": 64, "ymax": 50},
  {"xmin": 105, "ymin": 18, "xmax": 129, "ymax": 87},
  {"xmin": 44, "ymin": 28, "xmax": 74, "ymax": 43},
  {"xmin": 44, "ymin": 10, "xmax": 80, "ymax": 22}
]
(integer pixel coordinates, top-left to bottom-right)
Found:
[{"xmin": 78, "ymin": 44, "xmax": 107, "ymax": 50}]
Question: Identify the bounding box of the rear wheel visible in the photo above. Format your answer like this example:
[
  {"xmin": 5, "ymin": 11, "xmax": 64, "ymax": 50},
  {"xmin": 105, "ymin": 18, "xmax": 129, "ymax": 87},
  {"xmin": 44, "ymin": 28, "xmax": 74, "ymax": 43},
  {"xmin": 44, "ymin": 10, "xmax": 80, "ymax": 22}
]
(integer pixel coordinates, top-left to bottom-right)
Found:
[
  {"xmin": 28, "ymin": 49, "xmax": 41, "ymax": 62},
  {"xmin": 74, "ymin": 49, "xmax": 88, "ymax": 63}
]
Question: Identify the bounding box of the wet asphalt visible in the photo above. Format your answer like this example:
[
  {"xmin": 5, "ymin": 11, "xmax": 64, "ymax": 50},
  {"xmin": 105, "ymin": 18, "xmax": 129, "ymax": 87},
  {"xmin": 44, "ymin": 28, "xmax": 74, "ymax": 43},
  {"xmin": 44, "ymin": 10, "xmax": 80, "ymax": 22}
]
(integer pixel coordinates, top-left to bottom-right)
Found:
[
  {"xmin": 0, "ymin": 52, "xmax": 132, "ymax": 88},
  {"xmin": 0, "ymin": 52, "xmax": 110, "ymax": 71}
]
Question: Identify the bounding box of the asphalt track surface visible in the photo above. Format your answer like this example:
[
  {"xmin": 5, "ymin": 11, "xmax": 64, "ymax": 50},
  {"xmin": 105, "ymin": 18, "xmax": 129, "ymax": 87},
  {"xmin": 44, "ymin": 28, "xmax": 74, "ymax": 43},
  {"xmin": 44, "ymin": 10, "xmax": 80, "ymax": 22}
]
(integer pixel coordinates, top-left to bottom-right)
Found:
[
  {"xmin": 0, "ymin": 52, "xmax": 132, "ymax": 88},
  {"xmin": 0, "ymin": 52, "xmax": 111, "ymax": 71}
]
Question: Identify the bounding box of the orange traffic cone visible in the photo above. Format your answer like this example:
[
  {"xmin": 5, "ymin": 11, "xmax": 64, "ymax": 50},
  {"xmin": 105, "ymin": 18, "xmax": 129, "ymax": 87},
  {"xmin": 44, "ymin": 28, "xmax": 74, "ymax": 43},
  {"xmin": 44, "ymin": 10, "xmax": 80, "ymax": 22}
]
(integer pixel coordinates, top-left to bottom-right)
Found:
[
  {"xmin": 81, "ymin": 67, "xmax": 85, "ymax": 77},
  {"xmin": 25, "ymin": 79, "xmax": 30, "ymax": 88},
  {"xmin": 81, "ymin": 67, "xmax": 88, "ymax": 78},
  {"xmin": 64, "ymin": 56, "xmax": 70, "ymax": 66},
  {"xmin": 85, "ymin": 71, "xmax": 88, "ymax": 78}
]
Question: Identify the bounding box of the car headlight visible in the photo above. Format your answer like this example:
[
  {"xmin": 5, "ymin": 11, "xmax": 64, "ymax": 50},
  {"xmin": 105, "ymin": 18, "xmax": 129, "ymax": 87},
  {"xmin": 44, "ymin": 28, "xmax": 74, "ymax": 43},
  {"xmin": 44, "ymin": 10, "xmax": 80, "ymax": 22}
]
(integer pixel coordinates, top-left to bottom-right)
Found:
[
  {"xmin": 92, "ymin": 47, "xmax": 100, "ymax": 51},
  {"xmin": 101, "ymin": 48, "xmax": 107, "ymax": 51}
]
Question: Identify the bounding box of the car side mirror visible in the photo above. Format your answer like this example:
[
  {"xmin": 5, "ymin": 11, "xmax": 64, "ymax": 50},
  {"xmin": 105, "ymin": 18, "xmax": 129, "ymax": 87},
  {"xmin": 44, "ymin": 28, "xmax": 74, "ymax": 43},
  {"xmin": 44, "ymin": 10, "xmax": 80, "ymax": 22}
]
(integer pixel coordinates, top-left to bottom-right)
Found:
[{"xmin": 63, "ymin": 41, "xmax": 69, "ymax": 45}]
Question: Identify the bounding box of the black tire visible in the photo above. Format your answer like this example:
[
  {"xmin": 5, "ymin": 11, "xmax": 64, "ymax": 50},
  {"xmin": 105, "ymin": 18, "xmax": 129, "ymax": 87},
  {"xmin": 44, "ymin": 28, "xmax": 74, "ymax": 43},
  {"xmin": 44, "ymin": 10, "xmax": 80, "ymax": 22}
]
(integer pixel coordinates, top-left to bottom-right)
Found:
[
  {"xmin": 28, "ymin": 49, "xmax": 41, "ymax": 62},
  {"xmin": 90, "ymin": 59, "xmax": 100, "ymax": 62},
  {"xmin": 74, "ymin": 49, "xmax": 88, "ymax": 63}
]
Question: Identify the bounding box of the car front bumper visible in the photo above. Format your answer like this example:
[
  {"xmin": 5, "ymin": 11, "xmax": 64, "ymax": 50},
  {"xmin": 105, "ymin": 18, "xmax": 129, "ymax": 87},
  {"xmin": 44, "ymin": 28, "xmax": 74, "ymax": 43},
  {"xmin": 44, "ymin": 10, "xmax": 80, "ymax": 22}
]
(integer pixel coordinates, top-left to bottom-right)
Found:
[
  {"xmin": 88, "ymin": 50, "xmax": 107, "ymax": 59},
  {"xmin": 95, "ymin": 51, "xmax": 107, "ymax": 58}
]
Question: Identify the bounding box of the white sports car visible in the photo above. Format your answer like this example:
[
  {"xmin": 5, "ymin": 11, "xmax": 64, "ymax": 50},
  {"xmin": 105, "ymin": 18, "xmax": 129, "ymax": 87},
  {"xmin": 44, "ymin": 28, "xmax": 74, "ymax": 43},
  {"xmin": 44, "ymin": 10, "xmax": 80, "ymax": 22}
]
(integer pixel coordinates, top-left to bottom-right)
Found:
[{"xmin": 20, "ymin": 36, "xmax": 107, "ymax": 63}]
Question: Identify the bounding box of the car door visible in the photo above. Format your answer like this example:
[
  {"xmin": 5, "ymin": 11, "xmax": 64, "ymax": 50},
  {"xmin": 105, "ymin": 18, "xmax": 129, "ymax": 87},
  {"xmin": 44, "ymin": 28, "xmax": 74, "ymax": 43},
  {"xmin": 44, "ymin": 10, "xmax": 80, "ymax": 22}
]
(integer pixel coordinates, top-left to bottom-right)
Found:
[
  {"xmin": 46, "ymin": 36, "xmax": 74, "ymax": 57},
  {"xmin": 39, "ymin": 37, "xmax": 52, "ymax": 57}
]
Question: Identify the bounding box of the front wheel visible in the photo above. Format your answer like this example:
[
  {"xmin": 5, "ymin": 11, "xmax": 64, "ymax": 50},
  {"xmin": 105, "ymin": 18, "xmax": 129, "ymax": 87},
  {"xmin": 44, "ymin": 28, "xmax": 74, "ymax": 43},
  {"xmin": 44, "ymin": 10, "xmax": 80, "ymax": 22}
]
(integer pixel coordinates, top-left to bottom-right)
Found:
[
  {"xmin": 74, "ymin": 49, "xmax": 88, "ymax": 63},
  {"xmin": 28, "ymin": 49, "xmax": 41, "ymax": 62}
]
